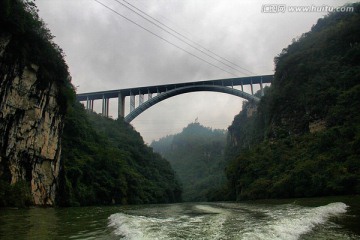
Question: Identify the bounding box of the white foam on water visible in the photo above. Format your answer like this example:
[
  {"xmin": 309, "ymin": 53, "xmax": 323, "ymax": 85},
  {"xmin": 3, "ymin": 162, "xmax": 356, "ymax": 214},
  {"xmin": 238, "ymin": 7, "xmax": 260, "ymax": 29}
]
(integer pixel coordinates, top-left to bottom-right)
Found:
[
  {"xmin": 108, "ymin": 205, "xmax": 228, "ymax": 240},
  {"xmin": 193, "ymin": 205, "xmax": 228, "ymax": 239},
  {"xmin": 244, "ymin": 202, "xmax": 348, "ymax": 240},
  {"xmin": 108, "ymin": 202, "xmax": 348, "ymax": 240},
  {"xmin": 194, "ymin": 204, "xmax": 228, "ymax": 214},
  {"xmin": 108, "ymin": 213, "xmax": 179, "ymax": 240}
]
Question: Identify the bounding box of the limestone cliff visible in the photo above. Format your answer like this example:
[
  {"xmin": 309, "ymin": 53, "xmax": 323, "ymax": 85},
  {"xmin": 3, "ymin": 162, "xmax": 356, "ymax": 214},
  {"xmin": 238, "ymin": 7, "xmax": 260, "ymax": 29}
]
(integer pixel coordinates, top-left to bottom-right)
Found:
[
  {"xmin": 227, "ymin": 100, "xmax": 258, "ymax": 148},
  {"xmin": 0, "ymin": 35, "xmax": 64, "ymax": 206}
]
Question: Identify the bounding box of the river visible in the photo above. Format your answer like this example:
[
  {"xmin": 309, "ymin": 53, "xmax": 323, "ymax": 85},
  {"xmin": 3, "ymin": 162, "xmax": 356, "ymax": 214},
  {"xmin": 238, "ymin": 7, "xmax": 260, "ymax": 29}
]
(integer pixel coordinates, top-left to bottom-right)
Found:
[{"xmin": 0, "ymin": 196, "xmax": 359, "ymax": 240}]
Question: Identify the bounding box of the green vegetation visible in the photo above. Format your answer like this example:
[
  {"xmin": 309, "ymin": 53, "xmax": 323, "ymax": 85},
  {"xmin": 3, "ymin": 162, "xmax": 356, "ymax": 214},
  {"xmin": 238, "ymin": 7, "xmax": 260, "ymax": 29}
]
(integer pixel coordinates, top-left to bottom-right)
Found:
[
  {"xmin": 151, "ymin": 122, "xmax": 226, "ymax": 201},
  {"xmin": 0, "ymin": 180, "xmax": 32, "ymax": 207},
  {"xmin": 222, "ymin": 4, "xmax": 360, "ymax": 201},
  {"xmin": 0, "ymin": 0, "xmax": 75, "ymax": 113},
  {"xmin": 58, "ymin": 103, "xmax": 182, "ymax": 206}
]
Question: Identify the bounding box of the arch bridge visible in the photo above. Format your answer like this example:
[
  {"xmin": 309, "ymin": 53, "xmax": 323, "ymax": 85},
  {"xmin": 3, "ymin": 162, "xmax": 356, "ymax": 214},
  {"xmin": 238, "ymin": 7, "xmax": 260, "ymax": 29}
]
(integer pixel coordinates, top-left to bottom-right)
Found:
[{"xmin": 76, "ymin": 75, "xmax": 273, "ymax": 123}]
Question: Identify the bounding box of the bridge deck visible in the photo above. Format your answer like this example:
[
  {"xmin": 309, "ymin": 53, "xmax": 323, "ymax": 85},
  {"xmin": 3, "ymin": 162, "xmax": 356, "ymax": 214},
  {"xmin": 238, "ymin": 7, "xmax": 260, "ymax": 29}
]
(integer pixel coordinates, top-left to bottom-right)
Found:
[{"xmin": 76, "ymin": 75, "xmax": 273, "ymax": 101}]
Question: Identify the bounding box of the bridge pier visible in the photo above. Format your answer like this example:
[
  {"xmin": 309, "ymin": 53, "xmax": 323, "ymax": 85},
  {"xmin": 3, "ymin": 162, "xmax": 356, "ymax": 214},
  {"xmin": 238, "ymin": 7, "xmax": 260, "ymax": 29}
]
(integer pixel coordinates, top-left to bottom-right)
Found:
[
  {"xmin": 260, "ymin": 78, "xmax": 264, "ymax": 96},
  {"xmin": 118, "ymin": 93, "xmax": 125, "ymax": 118},
  {"xmin": 139, "ymin": 92, "xmax": 144, "ymax": 105},
  {"xmin": 130, "ymin": 91, "xmax": 135, "ymax": 112},
  {"xmin": 90, "ymin": 100, "xmax": 94, "ymax": 111},
  {"xmin": 250, "ymin": 79, "xmax": 254, "ymax": 95},
  {"xmin": 102, "ymin": 96, "xmax": 109, "ymax": 117},
  {"xmin": 86, "ymin": 96, "xmax": 90, "ymax": 110},
  {"xmin": 85, "ymin": 97, "xmax": 94, "ymax": 111}
]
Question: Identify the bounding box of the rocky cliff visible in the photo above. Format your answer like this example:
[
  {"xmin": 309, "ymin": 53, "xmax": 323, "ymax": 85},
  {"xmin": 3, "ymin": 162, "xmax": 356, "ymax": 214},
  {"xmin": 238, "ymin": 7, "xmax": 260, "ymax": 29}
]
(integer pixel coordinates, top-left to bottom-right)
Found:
[{"xmin": 0, "ymin": 35, "xmax": 64, "ymax": 206}]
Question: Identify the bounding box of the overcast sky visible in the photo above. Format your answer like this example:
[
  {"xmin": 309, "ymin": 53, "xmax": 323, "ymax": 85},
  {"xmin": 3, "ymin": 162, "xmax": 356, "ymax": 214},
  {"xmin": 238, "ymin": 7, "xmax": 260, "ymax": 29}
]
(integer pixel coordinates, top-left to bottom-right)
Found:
[{"xmin": 36, "ymin": 0, "xmax": 356, "ymax": 143}]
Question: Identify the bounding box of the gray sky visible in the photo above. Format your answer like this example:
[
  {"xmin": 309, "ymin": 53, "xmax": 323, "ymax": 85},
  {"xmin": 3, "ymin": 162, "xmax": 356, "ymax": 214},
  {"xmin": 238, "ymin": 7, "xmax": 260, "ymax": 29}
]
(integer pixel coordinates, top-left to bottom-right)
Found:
[{"xmin": 36, "ymin": 0, "xmax": 356, "ymax": 143}]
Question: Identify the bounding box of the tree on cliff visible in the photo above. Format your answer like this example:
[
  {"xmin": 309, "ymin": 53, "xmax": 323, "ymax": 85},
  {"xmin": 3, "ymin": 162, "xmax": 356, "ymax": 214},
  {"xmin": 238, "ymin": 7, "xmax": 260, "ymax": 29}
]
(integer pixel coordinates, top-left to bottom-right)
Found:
[{"xmin": 0, "ymin": 0, "xmax": 75, "ymax": 112}]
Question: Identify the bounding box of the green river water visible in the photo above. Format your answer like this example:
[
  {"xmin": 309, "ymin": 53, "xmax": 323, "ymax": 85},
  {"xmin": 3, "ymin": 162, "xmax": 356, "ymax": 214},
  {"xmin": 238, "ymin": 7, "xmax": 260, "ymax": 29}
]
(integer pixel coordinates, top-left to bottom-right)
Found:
[{"xmin": 0, "ymin": 196, "xmax": 359, "ymax": 240}]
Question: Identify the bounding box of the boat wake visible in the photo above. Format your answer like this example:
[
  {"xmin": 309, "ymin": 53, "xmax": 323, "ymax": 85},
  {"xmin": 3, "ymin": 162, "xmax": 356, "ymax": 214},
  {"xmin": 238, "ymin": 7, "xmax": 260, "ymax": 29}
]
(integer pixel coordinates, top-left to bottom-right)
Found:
[{"xmin": 108, "ymin": 202, "xmax": 348, "ymax": 240}]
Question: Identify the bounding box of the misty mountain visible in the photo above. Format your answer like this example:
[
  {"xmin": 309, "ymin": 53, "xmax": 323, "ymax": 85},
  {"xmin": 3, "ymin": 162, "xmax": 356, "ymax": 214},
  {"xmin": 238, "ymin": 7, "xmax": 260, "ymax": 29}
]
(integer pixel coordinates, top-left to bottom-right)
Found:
[{"xmin": 151, "ymin": 122, "xmax": 227, "ymax": 201}]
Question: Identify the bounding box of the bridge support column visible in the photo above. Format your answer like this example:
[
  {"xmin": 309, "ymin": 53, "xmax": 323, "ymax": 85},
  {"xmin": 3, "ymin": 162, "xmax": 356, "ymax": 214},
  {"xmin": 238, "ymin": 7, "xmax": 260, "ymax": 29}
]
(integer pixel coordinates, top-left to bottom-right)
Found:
[
  {"xmin": 102, "ymin": 96, "xmax": 105, "ymax": 116},
  {"xmin": 102, "ymin": 96, "xmax": 109, "ymax": 117},
  {"xmin": 86, "ymin": 98, "xmax": 94, "ymax": 111},
  {"xmin": 260, "ymin": 78, "xmax": 264, "ymax": 96},
  {"xmin": 147, "ymin": 89, "xmax": 152, "ymax": 100},
  {"xmin": 86, "ymin": 96, "xmax": 90, "ymax": 111},
  {"xmin": 139, "ymin": 92, "xmax": 144, "ymax": 105},
  {"xmin": 130, "ymin": 91, "xmax": 135, "ymax": 112},
  {"xmin": 118, "ymin": 93, "xmax": 125, "ymax": 118},
  {"xmin": 250, "ymin": 79, "xmax": 254, "ymax": 95},
  {"xmin": 85, "ymin": 98, "xmax": 94, "ymax": 111},
  {"xmin": 106, "ymin": 98, "xmax": 109, "ymax": 117}
]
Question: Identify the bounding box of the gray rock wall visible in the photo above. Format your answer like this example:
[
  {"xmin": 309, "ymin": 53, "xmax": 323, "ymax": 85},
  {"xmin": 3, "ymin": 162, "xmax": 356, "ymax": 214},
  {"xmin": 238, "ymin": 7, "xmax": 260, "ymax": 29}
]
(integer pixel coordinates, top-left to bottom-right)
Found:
[{"xmin": 0, "ymin": 35, "xmax": 64, "ymax": 206}]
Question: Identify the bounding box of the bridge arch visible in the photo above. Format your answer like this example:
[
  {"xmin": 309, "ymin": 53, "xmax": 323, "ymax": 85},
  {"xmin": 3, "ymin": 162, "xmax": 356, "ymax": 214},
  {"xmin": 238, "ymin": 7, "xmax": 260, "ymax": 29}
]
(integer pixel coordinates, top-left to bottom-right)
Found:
[{"xmin": 124, "ymin": 85, "xmax": 260, "ymax": 123}]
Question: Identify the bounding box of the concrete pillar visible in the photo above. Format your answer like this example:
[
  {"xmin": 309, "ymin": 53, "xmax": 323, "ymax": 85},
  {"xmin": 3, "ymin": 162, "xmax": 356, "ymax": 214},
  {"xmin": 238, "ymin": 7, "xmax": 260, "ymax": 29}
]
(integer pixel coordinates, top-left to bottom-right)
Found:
[
  {"xmin": 250, "ymin": 79, "xmax": 254, "ymax": 95},
  {"xmin": 90, "ymin": 100, "xmax": 94, "ymax": 111},
  {"xmin": 86, "ymin": 96, "xmax": 90, "ymax": 110},
  {"xmin": 118, "ymin": 93, "xmax": 125, "ymax": 118},
  {"xmin": 102, "ymin": 96, "xmax": 109, "ymax": 117},
  {"xmin": 139, "ymin": 94, "xmax": 144, "ymax": 105},
  {"xmin": 102, "ymin": 95, "xmax": 106, "ymax": 116},
  {"xmin": 130, "ymin": 91, "xmax": 135, "ymax": 112},
  {"xmin": 148, "ymin": 89, "xmax": 152, "ymax": 100},
  {"xmin": 241, "ymin": 81, "xmax": 244, "ymax": 92},
  {"xmin": 106, "ymin": 98, "xmax": 109, "ymax": 117},
  {"xmin": 260, "ymin": 77, "xmax": 264, "ymax": 96}
]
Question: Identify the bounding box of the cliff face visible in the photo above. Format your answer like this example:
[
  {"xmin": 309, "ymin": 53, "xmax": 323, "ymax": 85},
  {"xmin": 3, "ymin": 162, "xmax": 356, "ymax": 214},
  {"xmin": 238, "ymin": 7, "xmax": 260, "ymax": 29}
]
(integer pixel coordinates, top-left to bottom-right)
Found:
[
  {"xmin": 227, "ymin": 100, "xmax": 259, "ymax": 149},
  {"xmin": 0, "ymin": 35, "xmax": 64, "ymax": 206}
]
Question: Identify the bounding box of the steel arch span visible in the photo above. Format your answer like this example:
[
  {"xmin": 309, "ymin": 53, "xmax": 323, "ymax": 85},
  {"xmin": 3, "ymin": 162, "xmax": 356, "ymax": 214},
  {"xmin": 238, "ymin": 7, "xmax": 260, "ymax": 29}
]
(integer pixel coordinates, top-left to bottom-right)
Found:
[{"xmin": 124, "ymin": 85, "xmax": 260, "ymax": 123}]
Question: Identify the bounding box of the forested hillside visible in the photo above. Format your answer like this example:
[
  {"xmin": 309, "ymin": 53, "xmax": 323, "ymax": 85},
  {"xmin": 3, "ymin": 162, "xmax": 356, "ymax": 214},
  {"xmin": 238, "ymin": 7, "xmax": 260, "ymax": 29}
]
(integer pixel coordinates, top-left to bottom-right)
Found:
[
  {"xmin": 222, "ymin": 4, "xmax": 360, "ymax": 200},
  {"xmin": 151, "ymin": 122, "xmax": 226, "ymax": 201},
  {"xmin": 58, "ymin": 102, "xmax": 182, "ymax": 206}
]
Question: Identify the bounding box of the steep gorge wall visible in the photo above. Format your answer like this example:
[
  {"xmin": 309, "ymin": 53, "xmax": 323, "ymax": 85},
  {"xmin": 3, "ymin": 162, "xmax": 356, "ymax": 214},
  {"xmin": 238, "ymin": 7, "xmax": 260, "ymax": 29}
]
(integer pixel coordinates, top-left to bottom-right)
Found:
[
  {"xmin": 0, "ymin": 35, "xmax": 64, "ymax": 206},
  {"xmin": 223, "ymin": 6, "xmax": 360, "ymax": 201}
]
